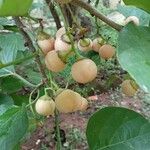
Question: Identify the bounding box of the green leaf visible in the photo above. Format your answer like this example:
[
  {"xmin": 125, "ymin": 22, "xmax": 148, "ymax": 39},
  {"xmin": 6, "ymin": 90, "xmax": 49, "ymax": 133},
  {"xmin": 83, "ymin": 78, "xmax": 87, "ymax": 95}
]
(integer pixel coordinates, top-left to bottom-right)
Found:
[
  {"xmin": 86, "ymin": 107, "xmax": 150, "ymax": 150},
  {"xmin": 123, "ymin": 0, "xmax": 150, "ymax": 13},
  {"xmin": 0, "ymin": 76, "xmax": 24, "ymax": 94},
  {"xmin": 0, "ymin": 93, "xmax": 14, "ymax": 115},
  {"xmin": 0, "ymin": 33, "xmax": 25, "ymax": 77},
  {"xmin": 117, "ymin": 24, "xmax": 150, "ymax": 93},
  {"xmin": 0, "ymin": 106, "xmax": 28, "ymax": 149},
  {"xmin": 0, "ymin": 0, "xmax": 33, "ymax": 16},
  {"xmin": 0, "ymin": 93, "xmax": 14, "ymax": 105},
  {"xmin": 26, "ymin": 68, "xmax": 41, "ymax": 84},
  {"xmin": 0, "ymin": 17, "xmax": 14, "ymax": 26},
  {"xmin": 10, "ymin": 93, "xmax": 29, "ymax": 106},
  {"xmin": 0, "ymin": 18, "xmax": 18, "ymax": 31}
]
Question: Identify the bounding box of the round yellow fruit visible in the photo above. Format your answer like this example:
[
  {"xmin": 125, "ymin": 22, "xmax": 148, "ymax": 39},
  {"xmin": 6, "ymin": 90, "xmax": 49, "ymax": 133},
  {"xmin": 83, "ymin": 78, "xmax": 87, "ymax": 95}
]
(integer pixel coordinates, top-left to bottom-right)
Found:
[
  {"xmin": 55, "ymin": 89, "xmax": 82, "ymax": 113},
  {"xmin": 54, "ymin": 34, "xmax": 71, "ymax": 51},
  {"xmin": 56, "ymin": 27, "xmax": 66, "ymax": 39},
  {"xmin": 121, "ymin": 80, "xmax": 138, "ymax": 97},
  {"xmin": 92, "ymin": 37, "xmax": 104, "ymax": 52},
  {"xmin": 71, "ymin": 59, "xmax": 97, "ymax": 84},
  {"xmin": 99, "ymin": 44, "xmax": 115, "ymax": 59},
  {"xmin": 45, "ymin": 50, "xmax": 65, "ymax": 72},
  {"xmin": 35, "ymin": 95, "xmax": 55, "ymax": 116},
  {"xmin": 80, "ymin": 98, "xmax": 88, "ymax": 111},
  {"xmin": 38, "ymin": 38, "xmax": 55, "ymax": 55}
]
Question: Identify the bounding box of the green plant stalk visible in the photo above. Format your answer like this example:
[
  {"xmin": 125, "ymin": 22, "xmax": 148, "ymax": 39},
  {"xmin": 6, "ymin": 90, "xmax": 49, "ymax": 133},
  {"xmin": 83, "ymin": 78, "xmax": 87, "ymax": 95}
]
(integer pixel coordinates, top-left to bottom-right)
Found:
[
  {"xmin": 95, "ymin": 17, "xmax": 100, "ymax": 35},
  {"xmin": 95, "ymin": 0, "xmax": 100, "ymax": 8},
  {"xmin": 14, "ymin": 17, "xmax": 62, "ymax": 149},
  {"xmin": 52, "ymin": 5, "xmax": 83, "ymax": 149},
  {"xmin": 52, "ymin": 88, "xmax": 62, "ymax": 150},
  {"xmin": 13, "ymin": 72, "xmax": 37, "ymax": 88},
  {"xmin": 48, "ymin": 72, "xmax": 59, "ymax": 90},
  {"xmin": 28, "ymin": 89, "xmax": 40, "ymax": 117},
  {"xmin": 55, "ymin": 110, "xmax": 62, "ymax": 150},
  {"xmin": 26, "ymin": 15, "xmax": 39, "ymax": 23},
  {"xmin": 58, "ymin": 5, "xmax": 82, "ymax": 59},
  {"xmin": 68, "ymin": 32, "xmax": 82, "ymax": 59},
  {"xmin": 44, "ymin": 87, "xmax": 56, "ymax": 96},
  {"xmin": 66, "ymin": 4, "xmax": 80, "ymax": 27},
  {"xmin": 13, "ymin": 17, "xmax": 49, "ymax": 86}
]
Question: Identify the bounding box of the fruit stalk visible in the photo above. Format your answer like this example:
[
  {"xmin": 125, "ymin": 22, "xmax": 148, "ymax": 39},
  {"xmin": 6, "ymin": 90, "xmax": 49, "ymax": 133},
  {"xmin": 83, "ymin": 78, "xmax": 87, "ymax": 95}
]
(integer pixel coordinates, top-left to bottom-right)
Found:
[
  {"xmin": 13, "ymin": 17, "xmax": 49, "ymax": 85},
  {"xmin": 13, "ymin": 73, "xmax": 37, "ymax": 88},
  {"xmin": 58, "ymin": 5, "xmax": 82, "ymax": 59},
  {"xmin": 55, "ymin": 110, "xmax": 62, "ymax": 150},
  {"xmin": 14, "ymin": 17, "xmax": 63, "ymax": 149},
  {"xmin": 72, "ymin": 0, "xmax": 122, "ymax": 31},
  {"xmin": 45, "ymin": 0, "xmax": 62, "ymax": 29}
]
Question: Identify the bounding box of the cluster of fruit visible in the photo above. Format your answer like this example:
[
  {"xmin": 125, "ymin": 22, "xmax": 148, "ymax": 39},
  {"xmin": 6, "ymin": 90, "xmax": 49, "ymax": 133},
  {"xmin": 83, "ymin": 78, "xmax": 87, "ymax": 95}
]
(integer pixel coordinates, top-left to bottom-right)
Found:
[
  {"xmin": 35, "ymin": 89, "xmax": 88, "ymax": 116},
  {"xmin": 36, "ymin": 26, "xmax": 116, "ymax": 116},
  {"xmin": 36, "ymin": 14, "xmax": 140, "ymax": 116},
  {"xmin": 38, "ymin": 27, "xmax": 115, "ymax": 84}
]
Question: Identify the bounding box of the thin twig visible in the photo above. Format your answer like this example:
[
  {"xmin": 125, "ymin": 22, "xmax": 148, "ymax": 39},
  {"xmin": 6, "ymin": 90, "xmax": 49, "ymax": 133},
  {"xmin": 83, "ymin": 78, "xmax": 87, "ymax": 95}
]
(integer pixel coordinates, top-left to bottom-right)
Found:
[
  {"xmin": 13, "ymin": 17, "xmax": 49, "ymax": 84},
  {"xmin": 72, "ymin": 0, "xmax": 122, "ymax": 31},
  {"xmin": 13, "ymin": 73, "xmax": 37, "ymax": 88},
  {"xmin": 45, "ymin": 0, "xmax": 62, "ymax": 29}
]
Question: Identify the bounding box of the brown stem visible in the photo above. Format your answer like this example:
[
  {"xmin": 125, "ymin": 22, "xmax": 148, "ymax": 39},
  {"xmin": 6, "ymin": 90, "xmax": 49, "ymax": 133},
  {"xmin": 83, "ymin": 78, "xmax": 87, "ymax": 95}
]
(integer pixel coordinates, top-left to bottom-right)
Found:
[
  {"xmin": 72, "ymin": 0, "xmax": 122, "ymax": 31},
  {"xmin": 60, "ymin": 4, "xmax": 70, "ymax": 26},
  {"xmin": 45, "ymin": 0, "xmax": 62, "ymax": 29},
  {"xmin": 14, "ymin": 16, "xmax": 62, "ymax": 150},
  {"xmin": 63, "ymin": 4, "xmax": 74, "ymax": 27},
  {"xmin": 13, "ymin": 17, "xmax": 48, "ymax": 84}
]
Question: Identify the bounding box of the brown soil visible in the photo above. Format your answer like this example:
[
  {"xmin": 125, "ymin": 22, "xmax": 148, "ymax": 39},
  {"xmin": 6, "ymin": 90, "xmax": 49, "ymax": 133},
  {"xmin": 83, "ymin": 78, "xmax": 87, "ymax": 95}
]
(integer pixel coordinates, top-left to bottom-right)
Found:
[{"xmin": 22, "ymin": 91, "xmax": 150, "ymax": 150}]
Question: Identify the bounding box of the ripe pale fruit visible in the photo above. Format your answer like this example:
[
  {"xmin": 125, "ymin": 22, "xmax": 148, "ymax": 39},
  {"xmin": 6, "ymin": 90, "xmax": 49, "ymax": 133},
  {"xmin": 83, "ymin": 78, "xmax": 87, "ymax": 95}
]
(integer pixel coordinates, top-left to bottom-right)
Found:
[
  {"xmin": 124, "ymin": 16, "xmax": 139, "ymax": 26},
  {"xmin": 45, "ymin": 50, "xmax": 65, "ymax": 72},
  {"xmin": 56, "ymin": 0, "xmax": 72, "ymax": 4},
  {"xmin": 35, "ymin": 95, "xmax": 55, "ymax": 116},
  {"xmin": 56, "ymin": 27, "xmax": 66, "ymax": 39},
  {"xmin": 38, "ymin": 38, "xmax": 55, "ymax": 55},
  {"xmin": 54, "ymin": 34, "xmax": 71, "ymax": 51},
  {"xmin": 71, "ymin": 59, "xmax": 97, "ymax": 84},
  {"xmin": 121, "ymin": 80, "xmax": 137, "ymax": 97},
  {"xmin": 78, "ymin": 38, "xmax": 92, "ymax": 52},
  {"xmin": 55, "ymin": 89, "xmax": 82, "ymax": 113},
  {"xmin": 99, "ymin": 44, "xmax": 115, "ymax": 59},
  {"xmin": 80, "ymin": 98, "xmax": 88, "ymax": 111},
  {"xmin": 92, "ymin": 37, "xmax": 104, "ymax": 52}
]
